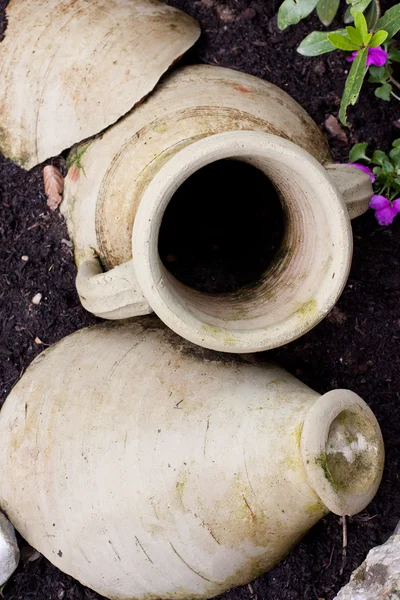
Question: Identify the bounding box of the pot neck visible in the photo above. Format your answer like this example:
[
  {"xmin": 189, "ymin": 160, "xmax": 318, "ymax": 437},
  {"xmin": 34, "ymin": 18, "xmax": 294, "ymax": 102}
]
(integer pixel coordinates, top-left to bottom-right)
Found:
[
  {"xmin": 300, "ymin": 390, "xmax": 384, "ymax": 516},
  {"xmin": 132, "ymin": 131, "xmax": 352, "ymax": 353}
]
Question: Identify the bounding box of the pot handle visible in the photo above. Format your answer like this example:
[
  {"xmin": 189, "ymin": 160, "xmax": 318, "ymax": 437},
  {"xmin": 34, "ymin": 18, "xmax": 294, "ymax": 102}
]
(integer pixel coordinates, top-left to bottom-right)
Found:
[
  {"xmin": 76, "ymin": 258, "xmax": 152, "ymax": 320},
  {"xmin": 324, "ymin": 163, "xmax": 373, "ymax": 220}
]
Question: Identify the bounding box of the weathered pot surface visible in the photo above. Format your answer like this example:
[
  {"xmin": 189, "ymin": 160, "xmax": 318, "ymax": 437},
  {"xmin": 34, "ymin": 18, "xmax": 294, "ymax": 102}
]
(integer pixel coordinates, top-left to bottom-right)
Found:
[
  {"xmin": 61, "ymin": 66, "xmax": 373, "ymax": 352},
  {"xmin": 0, "ymin": 0, "xmax": 200, "ymax": 169},
  {"xmin": 0, "ymin": 319, "xmax": 384, "ymax": 600}
]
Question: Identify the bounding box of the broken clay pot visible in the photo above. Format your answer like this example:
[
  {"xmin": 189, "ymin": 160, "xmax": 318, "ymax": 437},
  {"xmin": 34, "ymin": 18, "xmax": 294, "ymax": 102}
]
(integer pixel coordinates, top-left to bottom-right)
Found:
[
  {"xmin": 62, "ymin": 65, "xmax": 373, "ymax": 352},
  {"xmin": 0, "ymin": 319, "xmax": 384, "ymax": 600},
  {"xmin": 0, "ymin": 0, "xmax": 200, "ymax": 169}
]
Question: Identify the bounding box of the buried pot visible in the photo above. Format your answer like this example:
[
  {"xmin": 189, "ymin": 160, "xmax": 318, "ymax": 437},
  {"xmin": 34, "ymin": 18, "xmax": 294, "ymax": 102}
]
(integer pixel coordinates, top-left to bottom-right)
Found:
[
  {"xmin": 0, "ymin": 319, "xmax": 384, "ymax": 600},
  {"xmin": 62, "ymin": 64, "xmax": 373, "ymax": 352},
  {"xmin": 0, "ymin": 0, "xmax": 200, "ymax": 169}
]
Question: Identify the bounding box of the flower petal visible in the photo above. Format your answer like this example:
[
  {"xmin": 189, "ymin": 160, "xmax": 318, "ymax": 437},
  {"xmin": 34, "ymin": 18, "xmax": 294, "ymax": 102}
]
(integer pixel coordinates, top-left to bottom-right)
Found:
[
  {"xmin": 348, "ymin": 163, "xmax": 376, "ymax": 182},
  {"xmin": 375, "ymin": 205, "xmax": 398, "ymax": 226},
  {"xmin": 369, "ymin": 194, "xmax": 390, "ymax": 210},
  {"xmin": 347, "ymin": 51, "xmax": 358, "ymax": 63},
  {"xmin": 366, "ymin": 46, "xmax": 388, "ymax": 67},
  {"xmin": 393, "ymin": 198, "xmax": 400, "ymax": 213}
]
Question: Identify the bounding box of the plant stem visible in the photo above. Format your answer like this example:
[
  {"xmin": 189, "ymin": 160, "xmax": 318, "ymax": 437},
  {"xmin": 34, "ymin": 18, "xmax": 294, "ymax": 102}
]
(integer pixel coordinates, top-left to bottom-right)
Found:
[
  {"xmin": 375, "ymin": 0, "xmax": 381, "ymax": 21},
  {"xmin": 387, "ymin": 71, "xmax": 400, "ymax": 91},
  {"xmin": 340, "ymin": 515, "xmax": 348, "ymax": 576}
]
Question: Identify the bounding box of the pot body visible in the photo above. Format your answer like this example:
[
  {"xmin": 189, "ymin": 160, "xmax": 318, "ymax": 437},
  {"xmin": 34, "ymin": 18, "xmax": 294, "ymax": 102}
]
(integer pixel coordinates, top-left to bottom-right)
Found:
[
  {"xmin": 0, "ymin": 320, "xmax": 384, "ymax": 600},
  {"xmin": 62, "ymin": 64, "xmax": 332, "ymax": 270},
  {"xmin": 62, "ymin": 66, "xmax": 373, "ymax": 352}
]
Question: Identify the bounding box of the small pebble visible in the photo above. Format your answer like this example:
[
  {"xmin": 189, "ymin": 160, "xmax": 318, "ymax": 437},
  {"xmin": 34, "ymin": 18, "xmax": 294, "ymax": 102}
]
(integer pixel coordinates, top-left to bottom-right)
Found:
[
  {"xmin": 31, "ymin": 293, "xmax": 42, "ymax": 305},
  {"xmin": 216, "ymin": 5, "xmax": 236, "ymax": 22},
  {"xmin": 243, "ymin": 7, "xmax": 256, "ymax": 20},
  {"xmin": 21, "ymin": 255, "xmax": 29, "ymax": 262},
  {"xmin": 34, "ymin": 337, "xmax": 43, "ymax": 345}
]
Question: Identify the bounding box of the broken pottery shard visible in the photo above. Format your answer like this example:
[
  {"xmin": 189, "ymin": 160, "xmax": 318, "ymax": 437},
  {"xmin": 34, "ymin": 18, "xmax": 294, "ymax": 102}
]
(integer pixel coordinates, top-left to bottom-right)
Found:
[
  {"xmin": 334, "ymin": 526, "xmax": 400, "ymax": 600},
  {"xmin": 0, "ymin": 0, "xmax": 200, "ymax": 169},
  {"xmin": 0, "ymin": 512, "xmax": 19, "ymax": 586},
  {"xmin": 43, "ymin": 165, "xmax": 64, "ymax": 210}
]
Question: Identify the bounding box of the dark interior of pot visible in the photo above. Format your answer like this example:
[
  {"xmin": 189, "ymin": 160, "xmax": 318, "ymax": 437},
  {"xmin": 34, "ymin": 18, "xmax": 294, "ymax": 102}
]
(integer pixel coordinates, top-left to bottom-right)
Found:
[{"xmin": 158, "ymin": 159, "xmax": 286, "ymax": 295}]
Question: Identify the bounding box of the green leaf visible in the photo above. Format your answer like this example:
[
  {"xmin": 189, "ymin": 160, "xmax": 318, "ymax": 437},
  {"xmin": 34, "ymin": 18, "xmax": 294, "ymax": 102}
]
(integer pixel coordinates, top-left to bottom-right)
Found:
[
  {"xmin": 371, "ymin": 152, "xmax": 394, "ymax": 174},
  {"xmin": 316, "ymin": 0, "xmax": 340, "ymax": 25},
  {"xmin": 355, "ymin": 12, "xmax": 369, "ymax": 44},
  {"xmin": 374, "ymin": 82, "xmax": 392, "ymax": 100},
  {"xmin": 278, "ymin": 0, "xmax": 319, "ymax": 29},
  {"xmin": 382, "ymin": 159, "xmax": 395, "ymax": 174},
  {"xmin": 349, "ymin": 142, "xmax": 370, "ymax": 162},
  {"xmin": 372, "ymin": 166, "xmax": 382, "ymax": 175},
  {"xmin": 392, "ymin": 139, "xmax": 400, "ymax": 148},
  {"xmin": 368, "ymin": 65, "xmax": 389, "ymax": 84},
  {"xmin": 365, "ymin": 32, "xmax": 373, "ymax": 45},
  {"xmin": 372, "ymin": 150, "xmax": 389, "ymax": 164},
  {"xmin": 328, "ymin": 32, "xmax": 360, "ymax": 50},
  {"xmin": 369, "ymin": 65, "xmax": 387, "ymax": 80},
  {"xmin": 388, "ymin": 46, "xmax": 400, "ymax": 62},
  {"xmin": 344, "ymin": 6, "xmax": 354, "ymax": 23},
  {"xmin": 389, "ymin": 146, "xmax": 400, "ymax": 167},
  {"xmin": 365, "ymin": 0, "xmax": 379, "ymax": 29},
  {"xmin": 350, "ymin": 0, "xmax": 372, "ymax": 17},
  {"xmin": 297, "ymin": 30, "xmax": 338, "ymax": 55},
  {"xmin": 369, "ymin": 30, "xmax": 389, "ymax": 47},
  {"xmin": 375, "ymin": 4, "xmax": 400, "ymax": 40},
  {"xmin": 339, "ymin": 46, "xmax": 368, "ymax": 126},
  {"xmin": 346, "ymin": 26, "xmax": 363, "ymax": 45}
]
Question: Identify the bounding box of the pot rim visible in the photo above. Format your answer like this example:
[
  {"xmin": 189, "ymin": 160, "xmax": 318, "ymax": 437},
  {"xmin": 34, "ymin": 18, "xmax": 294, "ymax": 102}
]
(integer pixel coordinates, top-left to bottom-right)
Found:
[
  {"xmin": 132, "ymin": 130, "xmax": 353, "ymax": 353},
  {"xmin": 300, "ymin": 389, "xmax": 385, "ymax": 516}
]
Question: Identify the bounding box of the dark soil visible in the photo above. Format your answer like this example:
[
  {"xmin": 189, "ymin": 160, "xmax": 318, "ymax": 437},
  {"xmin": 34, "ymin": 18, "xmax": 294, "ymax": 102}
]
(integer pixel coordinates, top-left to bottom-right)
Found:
[{"xmin": 0, "ymin": 1, "xmax": 399, "ymax": 600}]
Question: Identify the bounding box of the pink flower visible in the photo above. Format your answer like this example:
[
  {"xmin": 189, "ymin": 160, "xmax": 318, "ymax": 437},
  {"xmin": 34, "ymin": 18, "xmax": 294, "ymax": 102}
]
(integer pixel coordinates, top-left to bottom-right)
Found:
[
  {"xmin": 369, "ymin": 195, "xmax": 400, "ymax": 225},
  {"xmin": 347, "ymin": 46, "xmax": 388, "ymax": 67},
  {"xmin": 348, "ymin": 162, "xmax": 376, "ymax": 183}
]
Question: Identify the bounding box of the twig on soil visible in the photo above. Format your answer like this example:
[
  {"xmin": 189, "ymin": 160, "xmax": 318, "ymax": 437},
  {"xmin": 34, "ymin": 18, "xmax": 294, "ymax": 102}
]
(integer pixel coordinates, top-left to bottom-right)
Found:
[
  {"xmin": 390, "ymin": 90, "xmax": 400, "ymax": 102},
  {"xmin": 340, "ymin": 515, "xmax": 348, "ymax": 576},
  {"xmin": 388, "ymin": 73, "xmax": 400, "ymax": 91},
  {"xmin": 324, "ymin": 545, "xmax": 335, "ymax": 570}
]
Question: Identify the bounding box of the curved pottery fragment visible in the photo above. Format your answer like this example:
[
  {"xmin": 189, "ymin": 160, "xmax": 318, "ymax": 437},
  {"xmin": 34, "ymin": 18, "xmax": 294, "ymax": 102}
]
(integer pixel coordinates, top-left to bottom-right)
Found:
[
  {"xmin": 0, "ymin": 319, "xmax": 384, "ymax": 600},
  {"xmin": 0, "ymin": 0, "xmax": 200, "ymax": 169}
]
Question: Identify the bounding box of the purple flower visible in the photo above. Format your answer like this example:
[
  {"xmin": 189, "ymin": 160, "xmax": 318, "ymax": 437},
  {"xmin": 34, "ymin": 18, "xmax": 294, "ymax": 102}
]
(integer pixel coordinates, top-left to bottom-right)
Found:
[
  {"xmin": 347, "ymin": 46, "xmax": 388, "ymax": 67},
  {"xmin": 369, "ymin": 195, "xmax": 400, "ymax": 225},
  {"xmin": 348, "ymin": 162, "xmax": 376, "ymax": 183}
]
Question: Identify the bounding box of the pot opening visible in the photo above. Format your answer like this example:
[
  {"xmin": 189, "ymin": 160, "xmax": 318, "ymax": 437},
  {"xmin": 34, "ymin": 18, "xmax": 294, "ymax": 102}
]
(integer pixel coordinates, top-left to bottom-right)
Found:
[
  {"xmin": 158, "ymin": 159, "xmax": 285, "ymax": 294},
  {"xmin": 325, "ymin": 409, "xmax": 381, "ymax": 495},
  {"xmin": 300, "ymin": 390, "xmax": 384, "ymax": 516},
  {"xmin": 133, "ymin": 131, "xmax": 351, "ymax": 351}
]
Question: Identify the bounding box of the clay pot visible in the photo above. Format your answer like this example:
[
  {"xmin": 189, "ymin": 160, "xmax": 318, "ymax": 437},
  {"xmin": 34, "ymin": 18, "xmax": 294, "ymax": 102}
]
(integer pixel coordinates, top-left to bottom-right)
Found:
[
  {"xmin": 0, "ymin": 0, "xmax": 200, "ymax": 169},
  {"xmin": 0, "ymin": 320, "xmax": 384, "ymax": 599},
  {"xmin": 62, "ymin": 65, "xmax": 373, "ymax": 352}
]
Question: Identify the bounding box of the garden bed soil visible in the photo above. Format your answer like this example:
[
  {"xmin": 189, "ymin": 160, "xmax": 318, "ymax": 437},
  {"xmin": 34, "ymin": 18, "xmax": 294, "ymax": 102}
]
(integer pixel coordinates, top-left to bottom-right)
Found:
[{"xmin": 0, "ymin": 1, "xmax": 399, "ymax": 599}]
